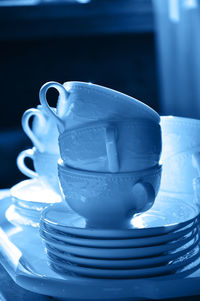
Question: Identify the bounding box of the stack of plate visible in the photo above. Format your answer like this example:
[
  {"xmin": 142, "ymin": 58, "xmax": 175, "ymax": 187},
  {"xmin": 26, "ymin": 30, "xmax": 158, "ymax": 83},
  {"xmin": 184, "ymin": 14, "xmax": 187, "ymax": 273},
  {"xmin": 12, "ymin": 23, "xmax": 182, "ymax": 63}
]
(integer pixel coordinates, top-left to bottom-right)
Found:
[{"xmin": 40, "ymin": 193, "xmax": 200, "ymax": 279}]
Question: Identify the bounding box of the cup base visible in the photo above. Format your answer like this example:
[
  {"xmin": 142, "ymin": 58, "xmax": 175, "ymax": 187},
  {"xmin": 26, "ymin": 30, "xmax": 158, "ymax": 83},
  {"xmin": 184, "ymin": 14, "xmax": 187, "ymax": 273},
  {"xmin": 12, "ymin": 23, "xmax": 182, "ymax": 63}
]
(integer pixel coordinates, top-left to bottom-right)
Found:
[{"xmin": 85, "ymin": 218, "xmax": 134, "ymax": 230}]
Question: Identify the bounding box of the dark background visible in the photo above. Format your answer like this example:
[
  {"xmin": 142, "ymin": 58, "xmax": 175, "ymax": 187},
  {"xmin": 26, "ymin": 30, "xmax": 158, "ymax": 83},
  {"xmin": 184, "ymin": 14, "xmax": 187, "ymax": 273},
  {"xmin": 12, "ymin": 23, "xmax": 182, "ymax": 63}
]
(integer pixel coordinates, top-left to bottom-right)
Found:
[
  {"xmin": 0, "ymin": 0, "xmax": 159, "ymax": 188},
  {"xmin": 0, "ymin": 0, "xmax": 158, "ymax": 188}
]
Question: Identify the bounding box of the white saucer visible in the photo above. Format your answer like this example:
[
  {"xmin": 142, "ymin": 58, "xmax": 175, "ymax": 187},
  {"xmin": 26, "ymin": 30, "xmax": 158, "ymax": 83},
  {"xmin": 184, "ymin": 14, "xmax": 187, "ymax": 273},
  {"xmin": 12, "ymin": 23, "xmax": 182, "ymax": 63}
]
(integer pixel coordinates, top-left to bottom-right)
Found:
[
  {"xmin": 41, "ymin": 193, "xmax": 199, "ymax": 238},
  {"xmin": 40, "ymin": 220, "xmax": 197, "ymax": 248},
  {"xmin": 11, "ymin": 179, "xmax": 62, "ymax": 206},
  {"xmin": 48, "ymin": 244, "xmax": 200, "ymax": 279},
  {"xmin": 41, "ymin": 229, "xmax": 198, "ymax": 259},
  {"xmin": 6, "ymin": 179, "xmax": 62, "ymax": 227},
  {"xmin": 45, "ymin": 234, "xmax": 199, "ymax": 269}
]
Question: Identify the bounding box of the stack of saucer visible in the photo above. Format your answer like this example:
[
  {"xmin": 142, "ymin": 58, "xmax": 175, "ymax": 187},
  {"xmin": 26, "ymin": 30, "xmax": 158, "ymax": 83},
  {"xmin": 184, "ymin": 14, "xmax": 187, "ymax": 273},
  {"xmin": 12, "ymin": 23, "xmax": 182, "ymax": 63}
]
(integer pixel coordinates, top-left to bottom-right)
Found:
[{"xmin": 40, "ymin": 193, "xmax": 200, "ymax": 279}]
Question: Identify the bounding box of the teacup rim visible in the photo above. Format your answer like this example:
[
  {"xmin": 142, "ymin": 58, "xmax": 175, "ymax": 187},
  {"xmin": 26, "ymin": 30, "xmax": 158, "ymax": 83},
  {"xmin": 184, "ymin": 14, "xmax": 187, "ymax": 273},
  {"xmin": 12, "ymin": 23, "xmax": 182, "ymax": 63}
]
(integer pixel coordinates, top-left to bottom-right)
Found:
[
  {"xmin": 58, "ymin": 159, "xmax": 162, "ymax": 178},
  {"xmin": 59, "ymin": 119, "xmax": 161, "ymax": 137}
]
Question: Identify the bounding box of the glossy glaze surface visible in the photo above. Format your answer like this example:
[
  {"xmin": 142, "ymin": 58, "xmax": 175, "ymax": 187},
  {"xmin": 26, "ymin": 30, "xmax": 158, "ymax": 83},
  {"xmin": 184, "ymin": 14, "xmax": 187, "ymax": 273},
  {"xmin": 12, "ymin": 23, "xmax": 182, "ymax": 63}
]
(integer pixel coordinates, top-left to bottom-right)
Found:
[
  {"xmin": 1, "ymin": 191, "xmax": 200, "ymax": 300},
  {"xmin": 160, "ymin": 116, "xmax": 200, "ymax": 194},
  {"xmin": 58, "ymin": 163, "xmax": 162, "ymax": 227},
  {"xmin": 39, "ymin": 81, "xmax": 160, "ymax": 133},
  {"xmin": 41, "ymin": 192, "xmax": 199, "ymax": 238},
  {"xmin": 59, "ymin": 120, "xmax": 161, "ymax": 172}
]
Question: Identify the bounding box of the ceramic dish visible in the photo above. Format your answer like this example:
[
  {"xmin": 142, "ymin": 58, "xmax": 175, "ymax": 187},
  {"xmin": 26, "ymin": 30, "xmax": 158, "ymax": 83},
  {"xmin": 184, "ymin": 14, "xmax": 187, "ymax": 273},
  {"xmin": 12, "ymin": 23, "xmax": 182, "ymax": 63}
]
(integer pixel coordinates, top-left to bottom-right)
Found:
[
  {"xmin": 40, "ymin": 220, "xmax": 197, "ymax": 248},
  {"xmin": 48, "ymin": 244, "xmax": 200, "ymax": 279},
  {"xmin": 41, "ymin": 229, "xmax": 198, "ymax": 259},
  {"xmin": 10, "ymin": 179, "xmax": 62, "ymax": 205},
  {"xmin": 45, "ymin": 234, "xmax": 199, "ymax": 269},
  {"xmin": 2, "ymin": 191, "xmax": 200, "ymax": 300},
  {"xmin": 40, "ymin": 194, "xmax": 199, "ymax": 238}
]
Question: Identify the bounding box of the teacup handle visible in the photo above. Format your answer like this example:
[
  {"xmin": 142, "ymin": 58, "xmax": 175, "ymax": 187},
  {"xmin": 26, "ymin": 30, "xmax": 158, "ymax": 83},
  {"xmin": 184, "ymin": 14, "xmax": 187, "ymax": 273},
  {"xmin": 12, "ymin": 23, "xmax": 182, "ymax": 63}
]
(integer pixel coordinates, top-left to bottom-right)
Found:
[
  {"xmin": 39, "ymin": 81, "xmax": 68, "ymax": 133},
  {"xmin": 132, "ymin": 182, "xmax": 155, "ymax": 213},
  {"xmin": 22, "ymin": 108, "xmax": 46, "ymax": 152},
  {"xmin": 105, "ymin": 126, "xmax": 119, "ymax": 173},
  {"xmin": 17, "ymin": 149, "xmax": 37, "ymax": 178}
]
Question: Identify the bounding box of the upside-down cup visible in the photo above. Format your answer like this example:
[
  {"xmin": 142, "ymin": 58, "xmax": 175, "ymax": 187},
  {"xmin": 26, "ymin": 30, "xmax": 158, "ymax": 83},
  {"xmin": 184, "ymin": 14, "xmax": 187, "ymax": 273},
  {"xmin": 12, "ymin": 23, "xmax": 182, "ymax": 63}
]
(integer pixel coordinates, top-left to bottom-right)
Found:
[{"xmin": 58, "ymin": 161, "xmax": 162, "ymax": 229}]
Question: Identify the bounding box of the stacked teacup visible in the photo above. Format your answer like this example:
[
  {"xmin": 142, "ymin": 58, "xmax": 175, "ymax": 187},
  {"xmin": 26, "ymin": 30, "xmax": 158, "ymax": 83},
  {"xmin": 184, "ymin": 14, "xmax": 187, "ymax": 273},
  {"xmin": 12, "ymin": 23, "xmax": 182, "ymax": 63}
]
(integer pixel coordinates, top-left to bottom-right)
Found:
[
  {"xmin": 17, "ymin": 105, "xmax": 61, "ymax": 194},
  {"xmin": 6, "ymin": 104, "xmax": 62, "ymax": 228},
  {"xmin": 39, "ymin": 82, "xmax": 200, "ymax": 280},
  {"xmin": 39, "ymin": 81, "xmax": 162, "ymax": 228}
]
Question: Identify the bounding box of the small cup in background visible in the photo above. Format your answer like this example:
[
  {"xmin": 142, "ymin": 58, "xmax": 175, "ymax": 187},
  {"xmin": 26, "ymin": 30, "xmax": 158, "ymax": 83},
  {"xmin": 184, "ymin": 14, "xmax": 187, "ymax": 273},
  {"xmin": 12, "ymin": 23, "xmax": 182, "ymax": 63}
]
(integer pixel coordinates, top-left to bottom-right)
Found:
[
  {"xmin": 17, "ymin": 147, "xmax": 60, "ymax": 194},
  {"xmin": 22, "ymin": 105, "xmax": 59, "ymax": 154}
]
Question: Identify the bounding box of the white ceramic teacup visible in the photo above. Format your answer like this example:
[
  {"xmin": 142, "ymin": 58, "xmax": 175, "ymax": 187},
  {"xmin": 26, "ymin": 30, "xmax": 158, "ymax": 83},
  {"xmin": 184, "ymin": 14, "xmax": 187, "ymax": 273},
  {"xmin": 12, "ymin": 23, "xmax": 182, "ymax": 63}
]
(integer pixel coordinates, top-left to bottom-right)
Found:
[
  {"xmin": 17, "ymin": 147, "xmax": 60, "ymax": 193},
  {"xmin": 160, "ymin": 116, "xmax": 200, "ymax": 194},
  {"xmin": 59, "ymin": 120, "xmax": 162, "ymax": 172},
  {"xmin": 39, "ymin": 81, "xmax": 160, "ymax": 133},
  {"xmin": 58, "ymin": 161, "xmax": 162, "ymax": 228},
  {"xmin": 22, "ymin": 105, "xmax": 59, "ymax": 154}
]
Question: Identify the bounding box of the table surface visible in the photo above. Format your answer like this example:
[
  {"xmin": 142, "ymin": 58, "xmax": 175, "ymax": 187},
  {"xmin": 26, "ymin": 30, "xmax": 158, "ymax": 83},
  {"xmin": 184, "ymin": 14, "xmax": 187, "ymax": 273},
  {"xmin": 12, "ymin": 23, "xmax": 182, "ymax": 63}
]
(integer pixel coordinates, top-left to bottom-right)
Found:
[{"xmin": 1, "ymin": 189, "xmax": 200, "ymax": 301}]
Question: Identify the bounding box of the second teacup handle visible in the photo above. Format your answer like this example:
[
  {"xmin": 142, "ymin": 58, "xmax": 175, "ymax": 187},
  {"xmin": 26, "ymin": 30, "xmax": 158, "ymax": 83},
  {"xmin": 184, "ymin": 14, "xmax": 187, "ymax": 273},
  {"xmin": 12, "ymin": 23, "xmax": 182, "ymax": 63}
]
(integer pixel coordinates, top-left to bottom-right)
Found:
[
  {"xmin": 22, "ymin": 108, "xmax": 46, "ymax": 152},
  {"xmin": 39, "ymin": 81, "xmax": 68, "ymax": 133},
  {"xmin": 17, "ymin": 149, "xmax": 37, "ymax": 178},
  {"xmin": 105, "ymin": 126, "xmax": 119, "ymax": 173}
]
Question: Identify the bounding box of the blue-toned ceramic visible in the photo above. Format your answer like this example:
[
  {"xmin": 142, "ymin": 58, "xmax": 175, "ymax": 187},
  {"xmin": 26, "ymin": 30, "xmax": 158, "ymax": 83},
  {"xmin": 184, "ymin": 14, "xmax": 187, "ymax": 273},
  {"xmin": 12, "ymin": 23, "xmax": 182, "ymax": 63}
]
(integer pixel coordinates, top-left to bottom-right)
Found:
[
  {"xmin": 40, "ymin": 227, "xmax": 198, "ymax": 259},
  {"xmin": 193, "ymin": 176, "xmax": 200, "ymax": 210},
  {"xmin": 40, "ymin": 219, "xmax": 196, "ymax": 248},
  {"xmin": 40, "ymin": 194, "xmax": 199, "ymax": 238},
  {"xmin": 160, "ymin": 116, "xmax": 200, "ymax": 194},
  {"xmin": 59, "ymin": 120, "xmax": 161, "ymax": 172},
  {"xmin": 47, "ymin": 244, "xmax": 200, "ymax": 279},
  {"xmin": 58, "ymin": 162, "xmax": 162, "ymax": 228},
  {"xmin": 44, "ymin": 234, "xmax": 199, "ymax": 269},
  {"xmin": 10, "ymin": 179, "xmax": 62, "ymax": 205},
  {"xmin": 17, "ymin": 147, "xmax": 60, "ymax": 193},
  {"xmin": 7, "ymin": 179, "xmax": 62, "ymax": 227},
  {"xmin": 22, "ymin": 105, "xmax": 59, "ymax": 154},
  {"xmin": 1, "ymin": 189, "xmax": 200, "ymax": 301},
  {"xmin": 39, "ymin": 81, "xmax": 160, "ymax": 133}
]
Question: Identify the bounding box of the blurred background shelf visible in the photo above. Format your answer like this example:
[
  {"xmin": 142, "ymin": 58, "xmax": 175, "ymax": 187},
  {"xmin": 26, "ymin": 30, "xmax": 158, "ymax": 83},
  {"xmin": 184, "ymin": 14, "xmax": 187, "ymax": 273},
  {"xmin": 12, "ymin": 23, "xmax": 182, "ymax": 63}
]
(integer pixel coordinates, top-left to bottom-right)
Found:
[{"xmin": 0, "ymin": 0, "xmax": 153, "ymax": 40}]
